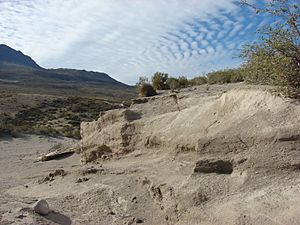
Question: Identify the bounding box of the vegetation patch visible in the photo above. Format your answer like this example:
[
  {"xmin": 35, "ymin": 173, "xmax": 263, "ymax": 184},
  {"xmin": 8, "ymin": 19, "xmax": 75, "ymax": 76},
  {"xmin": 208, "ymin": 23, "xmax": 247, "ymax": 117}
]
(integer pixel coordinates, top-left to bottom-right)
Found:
[
  {"xmin": 0, "ymin": 96, "xmax": 121, "ymax": 138},
  {"xmin": 207, "ymin": 69, "xmax": 244, "ymax": 84},
  {"xmin": 240, "ymin": 0, "xmax": 300, "ymax": 96}
]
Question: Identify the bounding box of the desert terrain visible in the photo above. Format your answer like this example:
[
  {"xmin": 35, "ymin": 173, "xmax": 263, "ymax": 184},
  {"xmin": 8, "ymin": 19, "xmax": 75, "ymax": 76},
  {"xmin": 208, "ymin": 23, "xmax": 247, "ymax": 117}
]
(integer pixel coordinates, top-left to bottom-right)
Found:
[{"xmin": 1, "ymin": 83, "xmax": 300, "ymax": 225}]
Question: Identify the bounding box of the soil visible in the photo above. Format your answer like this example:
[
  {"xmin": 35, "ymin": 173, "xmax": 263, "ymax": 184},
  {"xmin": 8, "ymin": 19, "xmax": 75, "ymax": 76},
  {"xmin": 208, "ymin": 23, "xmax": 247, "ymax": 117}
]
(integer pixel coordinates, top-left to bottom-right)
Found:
[{"xmin": 1, "ymin": 83, "xmax": 300, "ymax": 225}]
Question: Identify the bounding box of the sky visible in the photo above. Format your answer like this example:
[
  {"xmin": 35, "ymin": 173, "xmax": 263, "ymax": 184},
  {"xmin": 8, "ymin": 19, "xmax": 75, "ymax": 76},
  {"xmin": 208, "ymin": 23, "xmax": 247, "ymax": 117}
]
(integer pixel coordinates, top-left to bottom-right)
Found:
[{"xmin": 0, "ymin": 0, "xmax": 272, "ymax": 84}]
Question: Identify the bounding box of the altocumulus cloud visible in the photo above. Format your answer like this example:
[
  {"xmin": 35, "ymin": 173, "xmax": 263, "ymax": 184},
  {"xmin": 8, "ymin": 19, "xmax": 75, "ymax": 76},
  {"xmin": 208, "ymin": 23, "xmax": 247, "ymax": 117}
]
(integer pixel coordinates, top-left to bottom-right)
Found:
[{"xmin": 0, "ymin": 0, "xmax": 270, "ymax": 84}]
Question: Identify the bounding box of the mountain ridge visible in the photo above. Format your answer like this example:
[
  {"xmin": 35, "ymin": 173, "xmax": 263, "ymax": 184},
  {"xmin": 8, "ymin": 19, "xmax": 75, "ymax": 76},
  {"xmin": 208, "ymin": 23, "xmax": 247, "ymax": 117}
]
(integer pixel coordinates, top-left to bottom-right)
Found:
[
  {"xmin": 0, "ymin": 44, "xmax": 41, "ymax": 69},
  {"xmin": 0, "ymin": 44, "xmax": 135, "ymax": 99}
]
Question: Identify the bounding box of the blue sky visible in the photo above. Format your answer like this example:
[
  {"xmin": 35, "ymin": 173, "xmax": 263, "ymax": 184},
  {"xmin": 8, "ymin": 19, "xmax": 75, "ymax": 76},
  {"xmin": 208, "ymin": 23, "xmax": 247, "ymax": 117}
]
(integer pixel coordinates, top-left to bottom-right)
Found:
[{"xmin": 0, "ymin": 0, "xmax": 272, "ymax": 84}]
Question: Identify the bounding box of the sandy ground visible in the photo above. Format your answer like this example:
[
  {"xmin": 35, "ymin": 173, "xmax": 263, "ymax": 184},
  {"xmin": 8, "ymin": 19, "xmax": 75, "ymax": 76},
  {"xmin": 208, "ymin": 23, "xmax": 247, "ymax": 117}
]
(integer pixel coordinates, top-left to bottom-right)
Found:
[
  {"xmin": 0, "ymin": 84, "xmax": 300, "ymax": 225},
  {"xmin": 0, "ymin": 135, "xmax": 78, "ymax": 224}
]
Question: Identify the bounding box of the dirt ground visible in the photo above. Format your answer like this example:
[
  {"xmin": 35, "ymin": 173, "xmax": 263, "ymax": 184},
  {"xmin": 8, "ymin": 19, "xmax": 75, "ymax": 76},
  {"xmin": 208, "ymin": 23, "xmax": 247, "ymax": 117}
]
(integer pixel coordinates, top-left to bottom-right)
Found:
[{"xmin": 0, "ymin": 84, "xmax": 300, "ymax": 225}]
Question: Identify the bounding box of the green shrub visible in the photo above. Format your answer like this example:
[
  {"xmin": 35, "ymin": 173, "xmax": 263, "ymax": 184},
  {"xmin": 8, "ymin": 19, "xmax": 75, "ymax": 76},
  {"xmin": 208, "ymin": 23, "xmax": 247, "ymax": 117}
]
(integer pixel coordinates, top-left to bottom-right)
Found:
[
  {"xmin": 189, "ymin": 76, "xmax": 207, "ymax": 86},
  {"xmin": 66, "ymin": 114, "xmax": 80, "ymax": 121},
  {"xmin": 240, "ymin": 0, "xmax": 300, "ymax": 95},
  {"xmin": 60, "ymin": 126, "xmax": 80, "ymax": 138},
  {"xmin": 207, "ymin": 69, "xmax": 244, "ymax": 84},
  {"xmin": 0, "ymin": 95, "xmax": 120, "ymax": 138},
  {"xmin": 242, "ymin": 48, "xmax": 299, "ymax": 87},
  {"xmin": 208, "ymin": 72, "xmax": 230, "ymax": 84},
  {"xmin": 230, "ymin": 70, "xmax": 244, "ymax": 83},
  {"xmin": 152, "ymin": 72, "xmax": 169, "ymax": 90},
  {"xmin": 178, "ymin": 76, "xmax": 189, "ymax": 88},
  {"xmin": 166, "ymin": 77, "xmax": 180, "ymax": 90}
]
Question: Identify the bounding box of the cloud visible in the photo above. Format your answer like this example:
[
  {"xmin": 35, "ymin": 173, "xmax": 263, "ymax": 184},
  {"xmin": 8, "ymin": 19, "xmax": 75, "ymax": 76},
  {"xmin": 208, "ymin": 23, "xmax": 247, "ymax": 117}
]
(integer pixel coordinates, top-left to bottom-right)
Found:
[{"xmin": 0, "ymin": 0, "xmax": 268, "ymax": 84}]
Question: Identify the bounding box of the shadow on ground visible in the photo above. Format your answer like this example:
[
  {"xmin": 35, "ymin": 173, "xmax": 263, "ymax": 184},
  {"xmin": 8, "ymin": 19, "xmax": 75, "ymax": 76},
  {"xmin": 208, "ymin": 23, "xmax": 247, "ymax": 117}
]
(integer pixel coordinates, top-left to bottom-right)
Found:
[{"xmin": 44, "ymin": 211, "xmax": 72, "ymax": 225}]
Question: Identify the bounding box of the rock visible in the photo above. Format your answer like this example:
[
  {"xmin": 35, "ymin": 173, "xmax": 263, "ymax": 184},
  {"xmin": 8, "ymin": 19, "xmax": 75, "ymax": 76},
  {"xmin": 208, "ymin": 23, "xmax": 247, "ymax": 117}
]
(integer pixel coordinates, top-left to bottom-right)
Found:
[
  {"xmin": 108, "ymin": 211, "xmax": 116, "ymax": 215},
  {"xmin": 75, "ymin": 177, "xmax": 89, "ymax": 183},
  {"xmin": 131, "ymin": 98, "xmax": 149, "ymax": 105},
  {"xmin": 49, "ymin": 169, "xmax": 67, "ymax": 177},
  {"xmin": 82, "ymin": 145, "xmax": 113, "ymax": 164},
  {"xmin": 15, "ymin": 214, "xmax": 26, "ymax": 219},
  {"xmin": 135, "ymin": 218, "xmax": 144, "ymax": 223},
  {"xmin": 38, "ymin": 169, "xmax": 66, "ymax": 184},
  {"xmin": 290, "ymin": 160, "xmax": 300, "ymax": 170},
  {"xmin": 194, "ymin": 159, "xmax": 233, "ymax": 174},
  {"xmin": 33, "ymin": 199, "xmax": 50, "ymax": 215},
  {"xmin": 276, "ymin": 129, "xmax": 300, "ymax": 142},
  {"xmin": 80, "ymin": 109, "xmax": 139, "ymax": 164},
  {"xmin": 81, "ymin": 168, "xmax": 101, "ymax": 176},
  {"xmin": 75, "ymin": 178, "xmax": 83, "ymax": 183},
  {"xmin": 39, "ymin": 146, "xmax": 75, "ymax": 161},
  {"xmin": 236, "ymin": 158, "xmax": 247, "ymax": 164}
]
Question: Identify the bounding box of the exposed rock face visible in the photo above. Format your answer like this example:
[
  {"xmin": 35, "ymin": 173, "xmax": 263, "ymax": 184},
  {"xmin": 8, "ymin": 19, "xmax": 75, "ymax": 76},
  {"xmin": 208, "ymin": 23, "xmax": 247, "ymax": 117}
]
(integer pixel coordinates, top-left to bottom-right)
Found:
[
  {"xmin": 80, "ymin": 109, "xmax": 141, "ymax": 163},
  {"xmin": 81, "ymin": 88, "xmax": 300, "ymax": 165},
  {"xmin": 78, "ymin": 87, "xmax": 300, "ymax": 224}
]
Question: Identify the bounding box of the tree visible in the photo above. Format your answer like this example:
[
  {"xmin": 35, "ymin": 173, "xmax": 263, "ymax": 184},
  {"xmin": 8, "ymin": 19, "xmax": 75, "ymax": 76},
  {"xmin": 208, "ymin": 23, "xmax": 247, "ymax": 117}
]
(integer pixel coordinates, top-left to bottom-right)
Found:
[
  {"xmin": 240, "ymin": 0, "xmax": 300, "ymax": 91},
  {"xmin": 151, "ymin": 72, "xmax": 169, "ymax": 90}
]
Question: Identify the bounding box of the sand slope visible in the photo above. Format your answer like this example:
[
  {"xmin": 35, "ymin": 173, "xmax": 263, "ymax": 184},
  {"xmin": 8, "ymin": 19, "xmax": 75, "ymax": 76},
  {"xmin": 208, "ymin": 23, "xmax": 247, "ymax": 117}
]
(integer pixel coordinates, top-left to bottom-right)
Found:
[{"xmin": 1, "ymin": 84, "xmax": 300, "ymax": 225}]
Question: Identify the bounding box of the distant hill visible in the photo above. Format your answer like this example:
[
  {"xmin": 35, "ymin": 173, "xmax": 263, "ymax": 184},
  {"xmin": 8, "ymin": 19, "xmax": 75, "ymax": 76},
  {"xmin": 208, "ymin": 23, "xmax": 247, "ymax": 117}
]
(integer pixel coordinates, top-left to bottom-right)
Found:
[{"xmin": 0, "ymin": 44, "xmax": 135, "ymax": 100}]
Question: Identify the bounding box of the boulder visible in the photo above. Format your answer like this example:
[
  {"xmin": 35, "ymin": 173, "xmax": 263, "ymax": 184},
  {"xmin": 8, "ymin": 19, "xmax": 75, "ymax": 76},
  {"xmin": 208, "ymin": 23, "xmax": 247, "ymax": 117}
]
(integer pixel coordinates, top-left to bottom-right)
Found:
[{"xmin": 33, "ymin": 199, "xmax": 50, "ymax": 215}]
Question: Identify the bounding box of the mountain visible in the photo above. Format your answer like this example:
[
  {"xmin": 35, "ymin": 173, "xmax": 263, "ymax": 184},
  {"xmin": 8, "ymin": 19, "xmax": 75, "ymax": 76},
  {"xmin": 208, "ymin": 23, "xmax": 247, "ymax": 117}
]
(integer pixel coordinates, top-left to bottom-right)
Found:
[
  {"xmin": 0, "ymin": 44, "xmax": 135, "ymax": 100},
  {"xmin": 0, "ymin": 44, "xmax": 41, "ymax": 69}
]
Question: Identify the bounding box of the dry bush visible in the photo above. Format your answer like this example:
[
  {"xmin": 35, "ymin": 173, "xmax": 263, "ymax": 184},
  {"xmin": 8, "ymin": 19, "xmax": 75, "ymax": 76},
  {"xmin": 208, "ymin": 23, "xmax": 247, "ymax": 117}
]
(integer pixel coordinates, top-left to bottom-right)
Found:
[{"xmin": 138, "ymin": 83, "xmax": 157, "ymax": 97}]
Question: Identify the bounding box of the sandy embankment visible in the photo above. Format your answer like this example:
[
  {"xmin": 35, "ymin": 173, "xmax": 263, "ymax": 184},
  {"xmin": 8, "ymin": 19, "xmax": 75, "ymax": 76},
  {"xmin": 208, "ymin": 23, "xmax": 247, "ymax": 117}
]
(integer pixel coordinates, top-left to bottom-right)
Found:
[{"xmin": 0, "ymin": 84, "xmax": 300, "ymax": 225}]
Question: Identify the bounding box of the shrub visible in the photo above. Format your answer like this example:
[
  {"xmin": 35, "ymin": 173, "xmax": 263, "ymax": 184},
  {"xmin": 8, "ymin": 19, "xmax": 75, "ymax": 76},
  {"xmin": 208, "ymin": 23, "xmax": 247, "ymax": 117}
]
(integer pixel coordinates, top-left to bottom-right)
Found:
[
  {"xmin": 207, "ymin": 69, "xmax": 241, "ymax": 84},
  {"xmin": 207, "ymin": 72, "xmax": 229, "ymax": 84},
  {"xmin": 34, "ymin": 127, "xmax": 59, "ymax": 137},
  {"xmin": 60, "ymin": 126, "xmax": 80, "ymax": 138},
  {"xmin": 241, "ymin": 47, "xmax": 299, "ymax": 88},
  {"xmin": 240, "ymin": 0, "xmax": 300, "ymax": 94},
  {"xmin": 138, "ymin": 83, "xmax": 157, "ymax": 97},
  {"xmin": 189, "ymin": 76, "xmax": 207, "ymax": 86},
  {"xmin": 0, "ymin": 115, "xmax": 14, "ymax": 137},
  {"xmin": 177, "ymin": 76, "xmax": 189, "ymax": 88},
  {"xmin": 230, "ymin": 70, "xmax": 244, "ymax": 83},
  {"xmin": 166, "ymin": 77, "xmax": 180, "ymax": 90},
  {"xmin": 152, "ymin": 72, "xmax": 169, "ymax": 90},
  {"xmin": 136, "ymin": 76, "xmax": 157, "ymax": 97}
]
